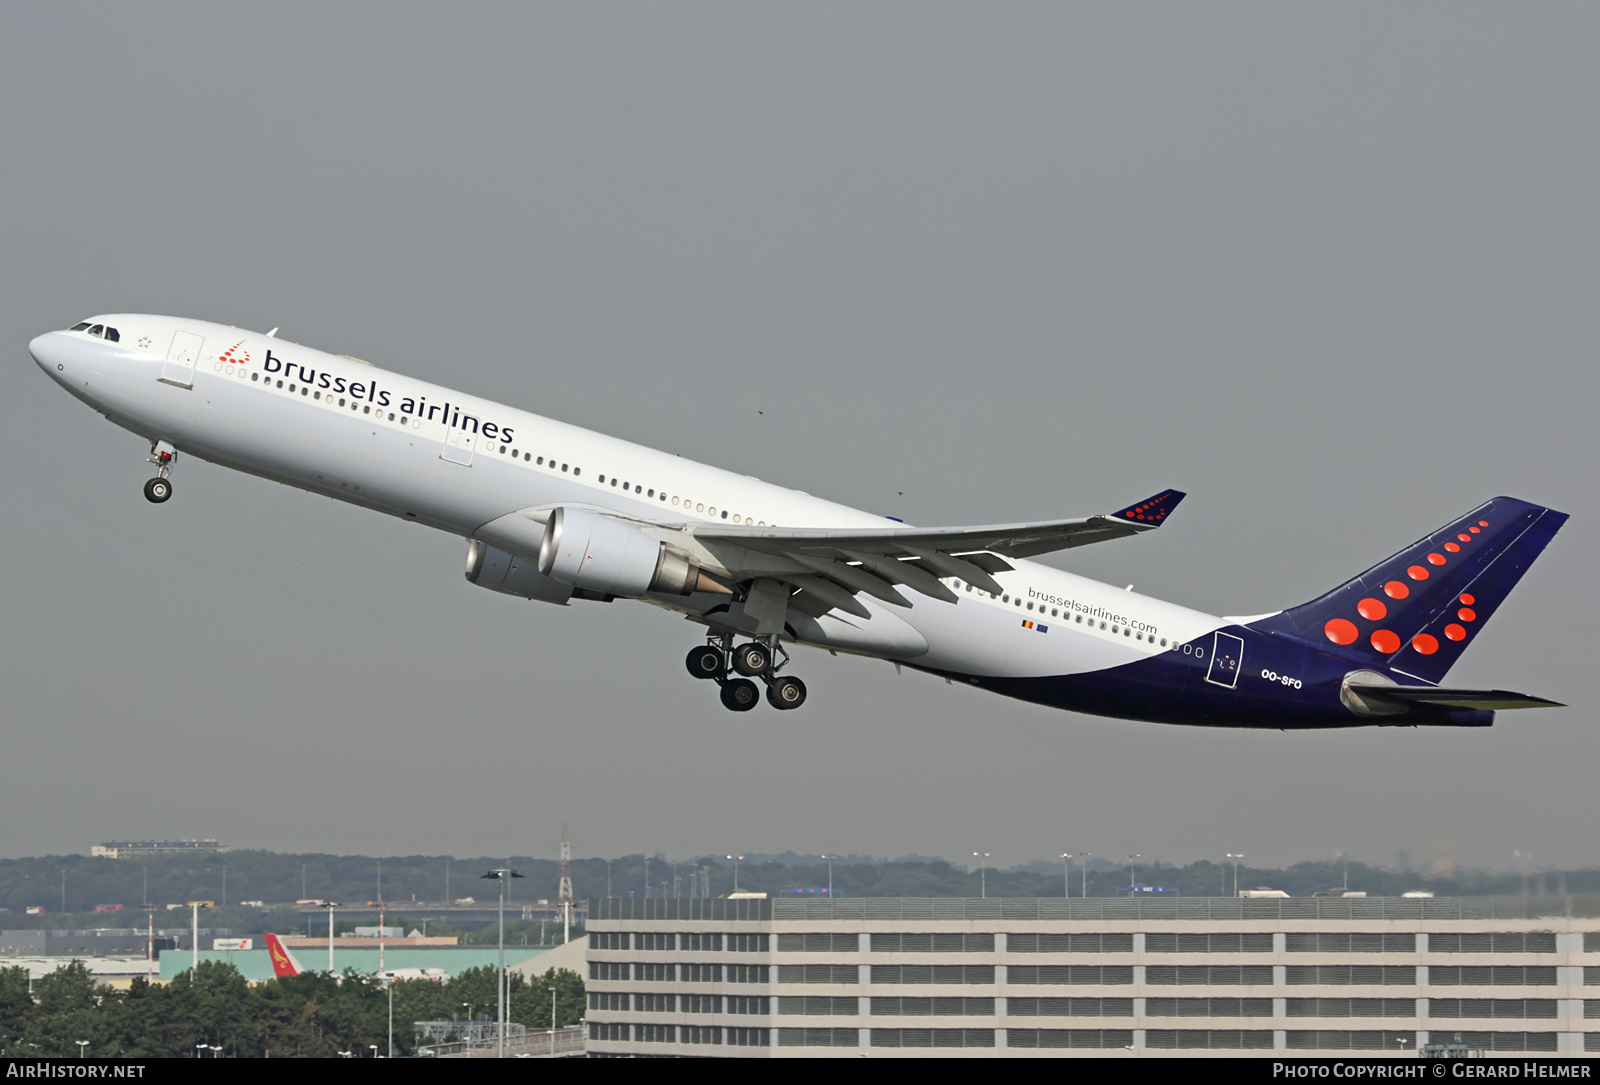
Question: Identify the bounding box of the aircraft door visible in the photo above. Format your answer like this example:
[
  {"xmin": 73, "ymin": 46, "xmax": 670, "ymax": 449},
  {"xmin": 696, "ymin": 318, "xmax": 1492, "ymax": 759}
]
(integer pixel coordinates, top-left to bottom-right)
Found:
[
  {"xmin": 159, "ymin": 330, "xmax": 205, "ymax": 388},
  {"xmin": 1205, "ymin": 631, "xmax": 1243, "ymax": 689},
  {"xmin": 440, "ymin": 426, "xmax": 475, "ymax": 466}
]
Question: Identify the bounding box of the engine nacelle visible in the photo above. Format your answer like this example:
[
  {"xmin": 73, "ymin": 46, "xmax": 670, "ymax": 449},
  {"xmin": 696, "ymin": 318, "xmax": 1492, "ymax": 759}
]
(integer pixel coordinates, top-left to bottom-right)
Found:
[
  {"xmin": 537, "ymin": 506, "xmax": 710, "ymax": 596},
  {"xmin": 465, "ymin": 539, "xmax": 574, "ymax": 604}
]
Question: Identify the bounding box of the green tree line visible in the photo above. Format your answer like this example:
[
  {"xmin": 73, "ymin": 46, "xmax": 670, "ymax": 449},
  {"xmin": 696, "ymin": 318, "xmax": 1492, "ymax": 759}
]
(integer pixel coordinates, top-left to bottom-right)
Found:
[
  {"xmin": 0, "ymin": 961, "xmax": 583, "ymax": 1058},
  {"xmin": 0, "ymin": 849, "xmax": 1585, "ymax": 927}
]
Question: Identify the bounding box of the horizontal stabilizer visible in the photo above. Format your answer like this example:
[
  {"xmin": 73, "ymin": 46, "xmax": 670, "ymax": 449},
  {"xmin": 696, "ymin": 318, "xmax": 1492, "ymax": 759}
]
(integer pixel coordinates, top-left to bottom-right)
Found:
[{"xmin": 1346, "ymin": 684, "xmax": 1564, "ymax": 711}]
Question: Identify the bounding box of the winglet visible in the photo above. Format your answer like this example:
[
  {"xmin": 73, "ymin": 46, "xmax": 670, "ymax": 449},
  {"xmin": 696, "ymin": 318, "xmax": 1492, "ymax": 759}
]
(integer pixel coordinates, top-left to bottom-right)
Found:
[{"xmin": 1107, "ymin": 490, "xmax": 1187, "ymax": 526}]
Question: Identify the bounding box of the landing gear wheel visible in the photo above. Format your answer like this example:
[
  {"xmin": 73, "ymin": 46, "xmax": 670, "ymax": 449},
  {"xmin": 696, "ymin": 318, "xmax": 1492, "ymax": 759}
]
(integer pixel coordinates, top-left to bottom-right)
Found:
[
  {"xmin": 731, "ymin": 642, "xmax": 771, "ymax": 677},
  {"xmin": 143, "ymin": 477, "xmax": 172, "ymax": 504},
  {"xmin": 720, "ymin": 679, "xmax": 760, "ymax": 712},
  {"xmin": 685, "ymin": 645, "xmax": 724, "ymax": 680},
  {"xmin": 766, "ymin": 676, "xmax": 807, "ymax": 710}
]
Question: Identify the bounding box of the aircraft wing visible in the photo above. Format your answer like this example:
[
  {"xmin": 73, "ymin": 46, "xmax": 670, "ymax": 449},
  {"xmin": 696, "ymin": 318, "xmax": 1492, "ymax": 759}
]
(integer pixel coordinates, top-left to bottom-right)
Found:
[
  {"xmin": 680, "ymin": 489, "xmax": 1186, "ymax": 614},
  {"xmin": 1345, "ymin": 685, "xmax": 1564, "ymax": 711}
]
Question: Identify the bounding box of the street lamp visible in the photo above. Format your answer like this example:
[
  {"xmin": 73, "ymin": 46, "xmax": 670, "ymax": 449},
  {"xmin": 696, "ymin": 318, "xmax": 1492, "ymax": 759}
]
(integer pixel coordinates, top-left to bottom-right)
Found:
[
  {"xmin": 821, "ymin": 855, "xmax": 836, "ymax": 898},
  {"xmin": 75, "ymin": 1041, "xmax": 87, "ymax": 1058},
  {"xmin": 1061, "ymin": 853, "xmax": 1072, "ymax": 899},
  {"xmin": 973, "ymin": 853, "xmax": 991, "ymax": 899},
  {"xmin": 549, "ymin": 986, "xmax": 558, "ymax": 1057},
  {"xmin": 1077, "ymin": 853, "xmax": 1091, "ymax": 898},
  {"xmin": 481, "ymin": 868, "xmax": 524, "ymax": 1058},
  {"xmin": 1227, "ymin": 854, "xmax": 1245, "ymax": 898},
  {"xmin": 727, "ymin": 856, "xmax": 744, "ymax": 893},
  {"xmin": 1127, "ymin": 854, "xmax": 1141, "ymax": 889}
]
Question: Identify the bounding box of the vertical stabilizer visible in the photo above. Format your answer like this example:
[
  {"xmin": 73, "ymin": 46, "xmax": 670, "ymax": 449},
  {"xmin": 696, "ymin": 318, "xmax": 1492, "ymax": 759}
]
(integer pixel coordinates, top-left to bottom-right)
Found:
[
  {"xmin": 1253, "ymin": 497, "xmax": 1567, "ymax": 683},
  {"xmin": 264, "ymin": 932, "xmax": 304, "ymax": 978}
]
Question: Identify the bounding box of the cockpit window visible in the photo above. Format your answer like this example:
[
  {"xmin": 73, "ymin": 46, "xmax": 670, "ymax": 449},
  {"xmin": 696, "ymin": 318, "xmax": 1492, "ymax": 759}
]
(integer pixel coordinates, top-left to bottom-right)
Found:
[
  {"xmin": 88, "ymin": 325, "xmax": 104, "ymax": 338},
  {"xmin": 103, "ymin": 327, "xmax": 119, "ymax": 342},
  {"xmin": 70, "ymin": 322, "xmax": 91, "ymax": 331}
]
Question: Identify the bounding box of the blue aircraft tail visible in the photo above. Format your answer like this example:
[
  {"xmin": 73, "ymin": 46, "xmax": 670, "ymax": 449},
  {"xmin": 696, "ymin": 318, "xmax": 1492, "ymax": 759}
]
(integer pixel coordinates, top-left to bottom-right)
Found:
[{"xmin": 1251, "ymin": 497, "xmax": 1567, "ymax": 684}]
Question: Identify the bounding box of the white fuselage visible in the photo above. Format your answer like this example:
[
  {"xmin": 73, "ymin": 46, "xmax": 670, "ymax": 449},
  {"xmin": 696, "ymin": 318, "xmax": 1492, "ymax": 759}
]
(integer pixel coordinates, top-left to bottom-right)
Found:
[{"xmin": 31, "ymin": 315, "xmax": 1227, "ymax": 682}]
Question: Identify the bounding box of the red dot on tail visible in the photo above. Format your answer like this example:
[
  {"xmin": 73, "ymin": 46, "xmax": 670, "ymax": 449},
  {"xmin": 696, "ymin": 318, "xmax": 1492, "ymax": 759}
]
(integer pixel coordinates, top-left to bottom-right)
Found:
[
  {"xmin": 1458, "ymin": 607, "xmax": 1476, "ymax": 622},
  {"xmin": 1458, "ymin": 534, "xmax": 1471, "ymax": 542},
  {"xmin": 1324, "ymin": 619, "xmax": 1359, "ymax": 646},
  {"xmin": 1427, "ymin": 553, "xmax": 1447, "ymax": 565},
  {"xmin": 1407, "ymin": 566, "xmax": 1430, "ymax": 580},
  {"xmin": 1445, "ymin": 543, "xmax": 1460, "ymax": 553},
  {"xmin": 1384, "ymin": 581, "xmax": 1410, "ymax": 599},
  {"xmin": 1479, "ymin": 520, "xmax": 1489, "ymax": 527},
  {"xmin": 1370, "ymin": 629, "xmax": 1401, "ymax": 654},
  {"xmin": 1412, "ymin": 634, "xmax": 1439, "ymax": 655},
  {"xmin": 1445, "ymin": 624, "xmax": 1467, "ymax": 641},
  {"xmin": 1470, "ymin": 527, "xmax": 1481, "ymax": 534},
  {"xmin": 1459, "ymin": 593, "xmax": 1475, "ymax": 605},
  {"xmin": 1357, "ymin": 598, "xmax": 1388, "ymax": 621}
]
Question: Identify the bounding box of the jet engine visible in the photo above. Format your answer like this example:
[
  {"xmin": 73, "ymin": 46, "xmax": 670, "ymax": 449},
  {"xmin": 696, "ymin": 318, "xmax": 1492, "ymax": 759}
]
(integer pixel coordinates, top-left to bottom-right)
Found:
[
  {"xmin": 538, "ymin": 506, "xmax": 723, "ymax": 596},
  {"xmin": 465, "ymin": 539, "xmax": 574, "ymax": 604}
]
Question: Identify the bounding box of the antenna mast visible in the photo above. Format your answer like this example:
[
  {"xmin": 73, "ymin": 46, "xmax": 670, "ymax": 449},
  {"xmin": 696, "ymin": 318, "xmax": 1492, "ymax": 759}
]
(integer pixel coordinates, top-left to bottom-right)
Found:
[{"xmin": 558, "ymin": 822, "xmax": 574, "ymax": 944}]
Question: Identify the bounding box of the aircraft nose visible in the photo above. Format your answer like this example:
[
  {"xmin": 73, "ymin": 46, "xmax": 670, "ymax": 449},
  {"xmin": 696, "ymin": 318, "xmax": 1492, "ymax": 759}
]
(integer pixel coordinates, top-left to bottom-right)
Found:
[{"xmin": 29, "ymin": 331, "xmax": 69, "ymax": 375}]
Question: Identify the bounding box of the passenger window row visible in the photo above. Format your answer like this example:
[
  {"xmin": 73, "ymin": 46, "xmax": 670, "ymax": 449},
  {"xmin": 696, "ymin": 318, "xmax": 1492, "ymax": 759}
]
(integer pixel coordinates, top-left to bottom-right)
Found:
[
  {"xmin": 242, "ymin": 361, "xmax": 773, "ymax": 524},
  {"xmin": 950, "ymin": 580, "xmax": 1169, "ymax": 646}
]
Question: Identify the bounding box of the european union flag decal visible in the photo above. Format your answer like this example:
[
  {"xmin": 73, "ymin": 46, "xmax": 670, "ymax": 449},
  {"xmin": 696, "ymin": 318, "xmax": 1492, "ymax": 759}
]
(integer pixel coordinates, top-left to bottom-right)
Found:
[{"xmin": 1021, "ymin": 620, "xmax": 1048, "ymax": 633}]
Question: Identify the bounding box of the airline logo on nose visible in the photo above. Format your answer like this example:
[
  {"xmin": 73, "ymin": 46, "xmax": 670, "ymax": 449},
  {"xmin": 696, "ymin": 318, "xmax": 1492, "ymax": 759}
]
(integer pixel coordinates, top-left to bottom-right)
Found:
[{"xmin": 219, "ymin": 341, "xmax": 251, "ymax": 365}]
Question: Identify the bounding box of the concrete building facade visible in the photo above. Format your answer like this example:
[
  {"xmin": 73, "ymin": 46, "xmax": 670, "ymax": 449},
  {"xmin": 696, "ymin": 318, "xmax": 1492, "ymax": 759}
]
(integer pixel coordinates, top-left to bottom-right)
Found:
[{"xmin": 585, "ymin": 895, "xmax": 1600, "ymax": 1057}]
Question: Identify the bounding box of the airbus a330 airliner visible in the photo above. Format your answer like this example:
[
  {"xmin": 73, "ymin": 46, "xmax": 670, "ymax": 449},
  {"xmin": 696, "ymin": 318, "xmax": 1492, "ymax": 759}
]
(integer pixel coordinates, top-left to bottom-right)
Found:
[{"xmin": 31, "ymin": 315, "xmax": 1566, "ymax": 726}]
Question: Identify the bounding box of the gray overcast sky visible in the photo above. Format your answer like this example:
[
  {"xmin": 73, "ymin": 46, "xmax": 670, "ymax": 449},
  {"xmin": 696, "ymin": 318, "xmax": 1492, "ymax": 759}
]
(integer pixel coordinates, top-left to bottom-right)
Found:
[{"xmin": 1, "ymin": 3, "xmax": 1594, "ymax": 873}]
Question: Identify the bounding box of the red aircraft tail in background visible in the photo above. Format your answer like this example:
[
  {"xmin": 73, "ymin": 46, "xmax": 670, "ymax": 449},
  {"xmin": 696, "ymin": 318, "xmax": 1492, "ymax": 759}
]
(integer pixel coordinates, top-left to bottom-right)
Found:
[{"xmin": 264, "ymin": 932, "xmax": 304, "ymax": 978}]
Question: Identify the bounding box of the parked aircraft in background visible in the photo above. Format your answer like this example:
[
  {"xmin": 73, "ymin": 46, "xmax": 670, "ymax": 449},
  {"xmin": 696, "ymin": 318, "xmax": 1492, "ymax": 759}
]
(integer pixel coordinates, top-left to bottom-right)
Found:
[
  {"xmin": 31, "ymin": 316, "xmax": 1566, "ymax": 727},
  {"xmin": 264, "ymin": 933, "xmax": 447, "ymax": 983}
]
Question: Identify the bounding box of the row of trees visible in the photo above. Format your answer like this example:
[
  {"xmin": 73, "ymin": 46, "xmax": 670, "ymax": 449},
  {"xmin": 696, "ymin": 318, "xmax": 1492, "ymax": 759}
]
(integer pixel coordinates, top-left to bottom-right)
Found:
[
  {"xmin": 0, "ymin": 962, "xmax": 584, "ymax": 1058},
  {"xmin": 0, "ymin": 848, "xmax": 1586, "ymax": 923}
]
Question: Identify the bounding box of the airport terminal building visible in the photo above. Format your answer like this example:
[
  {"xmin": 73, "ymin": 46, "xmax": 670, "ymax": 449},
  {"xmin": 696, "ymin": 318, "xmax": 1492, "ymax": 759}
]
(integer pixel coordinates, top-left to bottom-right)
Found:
[{"xmin": 585, "ymin": 895, "xmax": 1600, "ymax": 1058}]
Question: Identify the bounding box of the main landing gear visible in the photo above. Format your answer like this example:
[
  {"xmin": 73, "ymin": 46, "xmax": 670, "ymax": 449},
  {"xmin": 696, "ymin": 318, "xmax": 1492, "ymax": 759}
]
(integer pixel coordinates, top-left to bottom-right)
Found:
[
  {"xmin": 685, "ymin": 634, "xmax": 808, "ymax": 712},
  {"xmin": 144, "ymin": 440, "xmax": 177, "ymax": 504}
]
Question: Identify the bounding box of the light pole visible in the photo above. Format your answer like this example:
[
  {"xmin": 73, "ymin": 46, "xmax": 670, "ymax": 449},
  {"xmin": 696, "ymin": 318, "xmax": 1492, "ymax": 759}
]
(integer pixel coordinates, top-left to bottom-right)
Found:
[
  {"xmin": 973, "ymin": 853, "xmax": 990, "ymax": 898},
  {"xmin": 76, "ymin": 1041, "xmax": 87, "ymax": 1058},
  {"xmin": 1078, "ymin": 853, "xmax": 1091, "ymax": 898},
  {"xmin": 549, "ymin": 985, "xmax": 557, "ymax": 1057},
  {"xmin": 481, "ymin": 868, "xmax": 524, "ymax": 1058},
  {"xmin": 1061, "ymin": 853, "xmax": 1072, "ymax": 899},
  {"xmin": 1127, "ymin": 854, "xmax": 1141, "ymax": 890},
  {"xmin": 324, "ymin": 902, "xmax": 342, "ymax": 972},
  {"xmin": 727, "ymin": 856, "xmax": 744, "ymax": 893},
  {"xmin": 605, "ymin": 859, "xmax": 611, "ymax": 898},
  {"xmin": 189, "ymin": 900, "xmax": 212, "ymax": 974},
  {"xmin": 144, "ymin": 904, "xmax": 156, "ymax": 982},
  {"xmin": 821, "ymin": 855, "xmax": 836, "ymax": 898},
  {"xmin": 1227, "ymin": 853, "xmax": 1245, "ymax": 897}
]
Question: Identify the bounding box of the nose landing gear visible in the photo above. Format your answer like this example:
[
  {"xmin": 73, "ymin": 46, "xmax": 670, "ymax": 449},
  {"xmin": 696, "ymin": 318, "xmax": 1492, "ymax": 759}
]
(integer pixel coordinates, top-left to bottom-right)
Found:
[
  {"xmin": 687, "ymin": 634, "xmax": 808, "ymax": 711},
  {"xmin": 144, "ymin": 440, "xmax": 177, "ymax": 504}
]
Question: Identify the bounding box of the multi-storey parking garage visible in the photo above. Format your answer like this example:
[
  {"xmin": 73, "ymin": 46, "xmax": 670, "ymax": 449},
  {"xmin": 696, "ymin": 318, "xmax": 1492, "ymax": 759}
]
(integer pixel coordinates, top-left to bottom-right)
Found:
[{"xmin": 585, "ymin": 895, "xmax": 1600, "ymax": 1057}]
